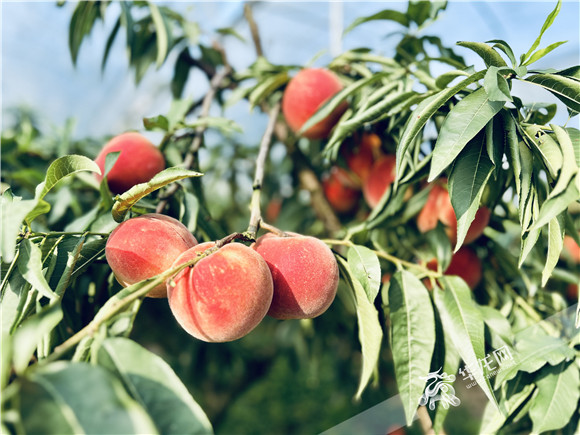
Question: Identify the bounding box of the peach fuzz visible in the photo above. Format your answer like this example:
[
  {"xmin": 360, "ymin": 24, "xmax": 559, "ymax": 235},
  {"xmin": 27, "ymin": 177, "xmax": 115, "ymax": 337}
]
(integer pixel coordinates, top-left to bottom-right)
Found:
[
  {"xmin": 362, "ymin": 155, "xmax": 397, "ymax": 209},
  {"xmin": 167, "ymin": 242, "xmax": 273, "ymax": 342},
  {"xmin": 105, "ymin": 214, "xmax": 197, "ymax": 298},
  {"xmin": 253, "ymin": 232, "xmax": 339, "ymax": 319},
  {"xmin": 282, "ymin": 68, "xmax": 348, "ymax": 139},
  {"xmin": 95, "ymin": 132, "xmax": 165, "ymax": 194},
  {"xmin": 417, "ymin": 182, "xmax": 490, "ymax": 246},
  {"xmin": 322, "ymin": 167, "xmax": 361, "ymax": 214}
]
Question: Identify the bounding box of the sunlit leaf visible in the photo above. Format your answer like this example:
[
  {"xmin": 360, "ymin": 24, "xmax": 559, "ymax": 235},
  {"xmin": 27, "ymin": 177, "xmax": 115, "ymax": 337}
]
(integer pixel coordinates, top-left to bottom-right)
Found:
[
  {"xmin": 343, "ymin": 9, "xmax": 409, "ymax": 35},
  {"xmin": 347, "ymin": 245, "xmax": 381, "ymax": 303},
  {"xmin": 520, "ymin": 0, "xmax": 562, "ymax": 64},
  {"xmin": 456, "ymin": 41, "xmax": 507, "ymax": 68}
]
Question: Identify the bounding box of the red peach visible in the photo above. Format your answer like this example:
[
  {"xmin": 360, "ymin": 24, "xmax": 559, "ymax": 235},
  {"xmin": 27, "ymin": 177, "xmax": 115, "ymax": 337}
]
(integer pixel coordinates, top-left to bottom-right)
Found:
[
  {"xmin": 322, "ymin": 167, "xmax": 361, "ymax": 214},
  {"xmin": 427, "ymin": 246, "xmax": 482, "ymax": 289},
  {"xmin": 362, "ymin": 155, "xmax": 397, "ymax": 209},
  {"xmin": 95, "ymin": 132, "xmax": 165, "ymax": 194},
  {"xmin": 105, "ymin": 214, "xmax": 197, "ymax": 298},
  {"xmin": 282, "ymin": 68, "xmax": 348, "ymax": 139},
  {"xmin": 562, "ymin": 235, "xmax": 580, "ymax": 263},
  {"xmin": 343, "ymin": 133, "xmax": 381, "ymax": 182},
  {"xmin": 253, "ymin": 232, "xmax": 339, "ymax": 319},
  {"xmin": 417, "ymin": 182, "xmax": 490, "ymax": 246},
  {"xmin": 167, "ymin": 242, "xmax": 274, "ymax": 342}
]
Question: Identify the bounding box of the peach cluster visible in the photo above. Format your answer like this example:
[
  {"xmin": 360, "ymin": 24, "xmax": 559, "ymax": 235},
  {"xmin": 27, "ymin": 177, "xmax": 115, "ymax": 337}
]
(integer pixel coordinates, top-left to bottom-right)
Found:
[{"xmin": 105, "ymin": 216, "xmax": 339, "ymax": 342}]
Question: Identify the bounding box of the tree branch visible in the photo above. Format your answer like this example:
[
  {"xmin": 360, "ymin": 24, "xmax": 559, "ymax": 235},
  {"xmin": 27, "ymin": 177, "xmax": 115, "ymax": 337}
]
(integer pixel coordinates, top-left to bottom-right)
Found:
[
  {"xmin": 246, "ymin": 102, "xmax": 280, "ymax": 238},
  {"xmin": 244, "ymin": 3, "xmax": 263, "ymax": 57},
  {"xmin": 156, "ymin": 64, "xmax": 233, "ymax": 213}
]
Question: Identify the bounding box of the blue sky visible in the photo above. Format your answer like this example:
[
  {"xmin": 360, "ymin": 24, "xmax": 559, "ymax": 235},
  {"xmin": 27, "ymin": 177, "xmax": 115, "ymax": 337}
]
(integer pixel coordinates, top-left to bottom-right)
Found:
[{"xmin": 2, "ymin": 1, "xmax": 579, "ymax": 142}]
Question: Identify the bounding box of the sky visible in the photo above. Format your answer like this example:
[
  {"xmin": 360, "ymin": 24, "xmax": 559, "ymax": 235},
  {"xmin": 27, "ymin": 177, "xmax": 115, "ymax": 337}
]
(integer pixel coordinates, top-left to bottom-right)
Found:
[{"xmin": 2, "ymin": 1, "xmax": 579, "ymax": 143}]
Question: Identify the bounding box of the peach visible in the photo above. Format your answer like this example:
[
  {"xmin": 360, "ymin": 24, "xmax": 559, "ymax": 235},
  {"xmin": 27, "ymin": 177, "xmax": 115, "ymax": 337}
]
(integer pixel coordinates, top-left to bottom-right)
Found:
[
  {"xmin": 167, "ymin": 242, "xmax": 273, "ymax": 342},
  {"xmin": 322, "ymin": 167, "xmax": 361, "ymax": 214},
  {"xmin": 562, "ymin": 235, "xmax": 580, "ymax": 263},
  {"xmin": 417, "ymin": 181, "xmax": 490, "ymax": 245},
  {"xmin": 362, "ymin": 155, "xmax": 397, "ymax": 209},
  {"xmin": 342, "ymin": 133, "xmax": 381, "ymax": 182},
  {"xmin": 426, "ymin": 246, "xmax": 482, "ymax": 289},
  {"xmin": 105, "ymin": 214, "xmax": 197, "ymax": 298},
  {"xmin": 282, "ymin": 68, "xmax": 348, "ymax": 139},
  {"xmin": 253, "ymin": 232, "xmax": 339, "ymax": 319},
  {"xmin": 95, "ymin": 132, "xmax": 165, "ymax": 194}
]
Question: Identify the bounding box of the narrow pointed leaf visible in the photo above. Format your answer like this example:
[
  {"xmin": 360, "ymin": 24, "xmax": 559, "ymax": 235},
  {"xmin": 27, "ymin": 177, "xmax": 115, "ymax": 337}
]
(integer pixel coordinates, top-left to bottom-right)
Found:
[
  {"xmin": 433, "ymin": 277, "xmax": 497, "ymax": 407},
  {"xmin": 112, "ymin": 167, "xmax": 203, "ymax": 222},
  {"xmin": 149, "ymin": 3, "xmax": 169, "ymax": 68},
  {"xmin": 396, "ymin": 70, "xmax": 486, "ymax": 181},
  {"xmin": 524, "ymin": 74, "xmax": 580, "ymax": 114},
  {"xmin": 388, "ymin": 271, "xmax": 436, "ymax": 426},
  {"xmin": 523, "ymin": 40, "xmax": 567, "ymax": 66},
  {"xmin": 344, "ymin": 9, "xmax": 409, "ymax": 35},
  {"xmin": 542, "ymin": 214, "xmax": 565, "ymax": 286},
  {"xmin": 336, "ymin": 256, "xmax": 383, "ymax": 400},
  {"xmin": 486, "ymin": 39, "xmax": 516, "ymax": 67},
  {"xmin": 16, "ymin": 239, "xmax": 58, "ymax": 301},
  {"xmin": 428, "ymin": 88, "xmax": 504, "ymax": 182},
  {"xmin": 529, "ymin": 362, "xmax": 580, "ymax": 434},
  {"xmin": 521, "ymin": 0, "xmax": 562, "ymax": 64},
  {"xmin": 532, "ymin": 174, "xmax": 580, "ymax": 231},
  {"xmin": 448, "ymin": 133, "xmax": 494, "ymax": 251},
  {"xmin": 347, "ymin": 245, "xmax": 381, "ymax": 303},
  {"xmin": 548, "ymin": 124, "xmax": 578, "ymax": 199},
  {"xmin": 456, "ymin": 41, "xmax": 507, "ymax": 68}
]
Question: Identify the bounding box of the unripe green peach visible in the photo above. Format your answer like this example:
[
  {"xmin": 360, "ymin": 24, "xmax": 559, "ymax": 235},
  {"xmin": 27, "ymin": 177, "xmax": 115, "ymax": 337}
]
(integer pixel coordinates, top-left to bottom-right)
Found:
[
  {"xmin": 167, "ymin": 242, "xmax": 274, "ymax": 342},
  {"xmin": 95, "ymin": 132, "xmax": 165, "ymax": 194},
  {"xmin": 253, "ymin": 232, "xmax": 339, "ymax": 319},
  {"xmin": 282, "ymin": 68, "xmax": 348, "ymax": 139},
  {"xmin": 105, "ymin": 214, "xmax": 197, "ymax": 298}
]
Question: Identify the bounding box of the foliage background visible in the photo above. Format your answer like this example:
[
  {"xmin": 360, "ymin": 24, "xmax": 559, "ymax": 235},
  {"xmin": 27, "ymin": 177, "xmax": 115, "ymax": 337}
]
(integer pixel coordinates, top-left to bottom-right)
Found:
[{"xmin": 1, "ymin": 2, "xmax": 580, "ymax": 435}]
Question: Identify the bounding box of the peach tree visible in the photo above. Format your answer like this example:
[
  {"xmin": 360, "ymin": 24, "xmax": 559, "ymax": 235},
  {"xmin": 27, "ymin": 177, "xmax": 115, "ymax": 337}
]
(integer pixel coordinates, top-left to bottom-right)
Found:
[{"xmin": 1, "ymin": 1, "xmax": 579, "ymax": 434}]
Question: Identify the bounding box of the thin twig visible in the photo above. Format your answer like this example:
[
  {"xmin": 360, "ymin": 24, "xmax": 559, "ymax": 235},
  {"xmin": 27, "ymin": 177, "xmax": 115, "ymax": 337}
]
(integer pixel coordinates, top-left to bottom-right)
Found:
[
  {"xmin": 247, "ymin": 102, "xmax": 280, "ymax": 237},
  {"xmin": 244, "ymin": 3, "xmax": 263, "ymax": 57},
  {"xmin": 156, "ymin": 65, "xmax": 233, "ymax": 213}
]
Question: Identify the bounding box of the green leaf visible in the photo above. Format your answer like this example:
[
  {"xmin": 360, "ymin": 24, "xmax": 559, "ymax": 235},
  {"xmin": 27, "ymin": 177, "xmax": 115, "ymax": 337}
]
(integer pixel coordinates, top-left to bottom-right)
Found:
[
  {"xmin": 216, "ymin": 27, "xmax": 246, "ymax": 42},
  {"xmin": 101, "ymin": 16, "xmax": 121, "ymax": 72},
  {"xmin": 542, "ymin": 214, "xmax": 565, "ymax": 286},
  {"xmin": 548, "ymin": 124, "xmax": 579, "ymax": 199},
  {"xmin": 1, "ymin": 196, "xmax": 37, "ymax": 264},
  {"xmin": 428, "ymin": 88, "xmax": 504, "ymax": 182},
  {"xmin": 112, "ymin": 167, "xmax": 203, "ymax": 222},
  {"xmin": 529, "ymin": 362, "xmax": 580, "ymax": 434},
  {"xmin": 435, "ymin": 70, "xmax": 470, "ymax": 89},
  {"xmin": 54, "ymin": 236, "xmax": 86, "ymax": 298},
  {"xmin": 503, "ymin": 112, "xmax": 522, "ymax": 195},
  {"xmin": 69, "ymin": 1, "xmax": 104, "ymax": 65},
  {"xmin": 347, "ymin": 246, "xmax": 381, "ymax": 303},
  {"xmin": 171, "ymin": 48, "xmax": 192, "ymax": 98},
  {"xmin": 1, "ymin": 332, "xmax": 11, "ymax": 390},
  {"xmin": 396, "ymin": 70, "xmax": 486, "ymax": 182},
  {"xmin": 16, "ymin": 239, "xmax": 58, "ymax": 301},
  {"xmin": 555, "ymin": 65, "xmax": 580, "ymax": 80},
  {"xmin": 433, "ymin": 277, "xmax": 497, "ymax": 407},
  {"xmin": 523, "ymin": 74, "xmax": 580, "ymax": 114},
  {"xmin": 483, "ymin": 66, "xmax": 512, "ymax": 102},
  {"xmin": 524, "ymin": 125, "xmax": 562, "ymax": 180},
  {"xmin": 148, "ymin": 3, "xmax": 169, "ymax": 68},
  {"xmin": 388, "ymin": 271, "xmax": 436, "ymax": 426},
  {"xmin": 532, "ymin": 175, "xmax": 580, "ymax": 231},
  {"xmin": 70, "ymin": 238, "xmax": 107, "ymax": 281},
  {"xmin": 143, "ymin": 115, "xmax": 169, "ymax": 131},
  {"xmin": 456, "ymin": 41, "xmax": 507, "ymax": 68},
  {"xmin": 486, "ymin": 39, "xmax": 516, "ymax": 67},
  {"xmin": 19, "ymin": 362, "xmax": 158, "ymax": 434},
  {"xmin": 97, "ymin": 338, "xmax": 213, "ymax": 434},
  {"xmin": 521, "ymin": 0, "xmax": 562, "ymax": 64},
  {"xmin": 523, "ymin": 40, "xmax": 567, "ymax": 66},
  {"xmin": 248, "ymin": 72, "xmax": 289, "ymax": 110},
  {"xmin": 25, "ymin": 155, "xmax": 101, "ymax": 224},
  {"xmin": 448, "ymin": 132, "xmax": 494, "ymax": 251},
  {"xmin": 13, "ymin": 303, "xmax": 63, "ymax": 374},
  {"xmin": 343, "ymin": 9, "xmax": 409, "ymax": 35},
  {"xmin": 336, "ymin": 256, "xmax": 383, "ymax": 400},
  {"xmin": 477, "ymin": 305, "xmax": 513, "ymax": 347}
]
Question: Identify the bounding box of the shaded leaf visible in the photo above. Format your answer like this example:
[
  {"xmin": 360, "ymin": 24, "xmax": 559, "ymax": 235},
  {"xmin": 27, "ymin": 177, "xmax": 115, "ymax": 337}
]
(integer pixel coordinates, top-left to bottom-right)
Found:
[
  {"xmin": 548, "ymin": 124, "xmax": 578, "ymax": 199},
  {"xmin": 1, "ymin": 196, "xmax": 37, "ymax": 264},
  {"xmin": 388, "ymin": 271, "xmax": 436, "ymax": 425},
  {"xmin": 483, "ymin": 66, "xmax": 512, "ymax": 102},
  {"xmin": 97, "ymin": 337, "xmax": 213, "ymax": 434},
  {"xmin": 532, "ymin": 172, "xmax": 580, "ymax": 231},
  {"xmin": 448, "ymin": 132, "xmax": 494, "ymax": 251},
  {"xmin": 149, "ymin": 3, "xmax": 170, "ymax": 68},
  {"xmin": 16, "ymin": 240, "xmax": 57, "ymax": 301},
  {"xmin": 19, "ymin": 362, "xmax": 157, "ymax": 434},
  {"xmin": 542, "ymin": 214, "xmax": 565, "ymax": 286},
  {"xmin": 524, "ymin": 74, "xmax": 580, "ymax": 114},
  {"xmin": 336, "ymin": 256, "xmax": 383, "ymax": 400},
  {"xmin": 486, "ymin": 39, "xmax": 516, "ymax": 67},
  {"xmin": 112, "ymin": 167, "xmax": 203, "ymax": 222},
  {"xmin": 529, "ymin": 362, "xmax": 579, "ymax": 434}
]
